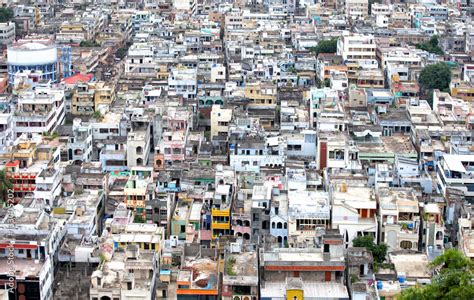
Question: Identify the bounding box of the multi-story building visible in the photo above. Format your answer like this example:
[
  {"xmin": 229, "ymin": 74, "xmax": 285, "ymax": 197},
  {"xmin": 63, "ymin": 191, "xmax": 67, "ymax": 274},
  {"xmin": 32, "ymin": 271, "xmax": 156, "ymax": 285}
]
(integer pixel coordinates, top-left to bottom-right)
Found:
[
  {"xmin": 0, "ymin": 99, "xmax": 13, "ymax": 153},
  {"xmin": 287, "ymin": 189, "xmax": 331, "ymax": 245},
  {"xmin": 222, "ymin": 249, "xmax": 258, "ymax": 300},
  {"xmin": 124, "ymin": 167, "xmax": 155, "ymax": 216},
  {"xmin": 244, "ymin": 81, "xmax": 277, "ymax": 109},
  {"xmin": 168, "ymin": 67, "xmax": 197, "ymax": 99},
  {"xmin": 210, "ymin": 104, "xmax": 232, "ymax": 141},
  {"xmin": 345, "ymin": 0, "xmax": 368, "ymax": 20},
  {"xmin": 71, "ymin": 82, "xmax": 98, "ymax": 116},
  {"xmin": 229, "ymin": 136, "xmax": 286, "ymax": 173},
  {"xmin": 14, "ymin": 87, "xmax": 65, "ymax": 137},
  {"xmin": 337, "ymin": 34, "xmax": 378, "ymax": 68},
  {"xmin": 421, "ymin": 203, "xmax": 445, "ymax": 259},
  {"xmin": 378, "ymin": 187, "xmax": 421, "ymax": 252},
  {"xmin": 331, "ymin": 183, "xmax": 378, "ymax": 248},
  {"xmin": 66, "ymin": 119, "xmax": 93, "ymax": 164},
  {"xmin": 90, "ymin": 245, "xmax": 158, "ymax": 300},
  {"xmin": 436, "ymin": 154, "xmax": 474, "ymax": 200},
  {"xmin": 260, "ymin": 231, "xmax": 349, "ymax": 299},
  {"xmin": 0, "ymin": 22, "xmax": 15, "ymax": 46}
]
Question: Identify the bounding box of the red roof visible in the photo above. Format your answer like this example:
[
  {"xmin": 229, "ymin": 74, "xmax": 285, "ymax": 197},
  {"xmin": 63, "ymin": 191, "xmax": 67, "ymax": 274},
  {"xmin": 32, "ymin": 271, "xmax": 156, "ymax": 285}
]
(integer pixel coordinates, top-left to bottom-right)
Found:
[
  {"xmin": 5, "ymin": 160, "xmax": 19, "ymax": 167},
  {"xmin": 62, "ymin": 73, "xmax": 93, "ymax": 85}
]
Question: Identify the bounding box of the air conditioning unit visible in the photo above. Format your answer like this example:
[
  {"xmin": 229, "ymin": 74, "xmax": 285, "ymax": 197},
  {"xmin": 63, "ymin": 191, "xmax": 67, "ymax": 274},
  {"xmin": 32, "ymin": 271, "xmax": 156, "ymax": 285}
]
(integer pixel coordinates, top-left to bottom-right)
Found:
[{"xmin": 170, "ymin": 235, "xmax": 178, "ymax": 248}]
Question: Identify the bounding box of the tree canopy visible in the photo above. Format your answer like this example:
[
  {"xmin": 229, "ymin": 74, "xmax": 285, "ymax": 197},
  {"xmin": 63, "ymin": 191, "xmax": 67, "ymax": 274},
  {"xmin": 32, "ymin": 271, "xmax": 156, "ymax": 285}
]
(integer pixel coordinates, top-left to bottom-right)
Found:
[
  {"xmin": 416, "ymin": 36, "xmax": 444, "ymax": 55},
  {"xmin": 352, "ymin": 235, "xmax": 387, "ymax": 264},
  {"xmin": 0, "ymin": 169, "xmax": 12, "ymax": 205},
  {"xmin": 399, "ymin": 249, "xmax": 474, "ymax": 300},
  {"xmin": 310, "ymin": 39, "xmax": 338, "ymax": 57},
  {"xmin": 418, "ymin": 62, "xmax": 451, "ymax": 92},
  {"xmin": 0, "ymin": 8, "xmax": 14, "ymax": 23},
  {"xmin": 80, "ymin": 40, "xmax": 100, "ymax": 47}
]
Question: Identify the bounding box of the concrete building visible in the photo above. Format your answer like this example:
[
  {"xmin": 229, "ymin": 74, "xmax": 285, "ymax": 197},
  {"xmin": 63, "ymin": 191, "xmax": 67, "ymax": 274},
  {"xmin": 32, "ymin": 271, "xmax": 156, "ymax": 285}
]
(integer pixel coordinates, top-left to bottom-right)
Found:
[
  {"xmin": 331, "ymin": 183, "xmax": 378, "ymax": 248},
  {"xmin": 345, "ymin": 0, "xmax": 368, "ymax": 20},
  {"xmin": 337, "ymin": 34, "xmax": 378, "ymax": 68},
  {"xmin": 14, "ymin": 86, "xmax": 65, "ymax": 137},
  {"xmin": 90, "ymin": 245, "xmax": 158, "ymax": 300},
  {"xmin": 210, "ymin": 105, "xmax": 232, "ymax": 142},
  {"xmin": 260, "ymin": 231, "xmax": 349, "ymax": 299},
  {"xmin": 0, "ymin": 22, "xmax": 15, "ymax": 46},
  {"xmin": 436, "ymin": 154, "xmax": 474, "ymax": 200},
  {"xmin": 378, "ymin": 188, "xmax": 421, "ymax": 252}
]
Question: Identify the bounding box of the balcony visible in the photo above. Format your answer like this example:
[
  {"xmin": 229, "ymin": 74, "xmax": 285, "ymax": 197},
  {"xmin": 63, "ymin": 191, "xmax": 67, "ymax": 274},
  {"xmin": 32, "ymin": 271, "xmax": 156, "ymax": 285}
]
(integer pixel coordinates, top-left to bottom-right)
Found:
[
  {"xmin": 212, "ymin": 221, "xmax": 230, "ymax": 230},
  {"xmin": 211, "ymin": 208, "xmax": 230, "ymax": 217}
]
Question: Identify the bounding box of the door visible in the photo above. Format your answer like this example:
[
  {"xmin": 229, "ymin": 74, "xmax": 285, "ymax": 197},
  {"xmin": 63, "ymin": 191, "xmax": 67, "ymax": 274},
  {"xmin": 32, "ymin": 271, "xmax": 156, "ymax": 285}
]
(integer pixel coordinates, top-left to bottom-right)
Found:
[{"xmin": 325, "ymin": 271, "xmax": 331, "ymax": 282}]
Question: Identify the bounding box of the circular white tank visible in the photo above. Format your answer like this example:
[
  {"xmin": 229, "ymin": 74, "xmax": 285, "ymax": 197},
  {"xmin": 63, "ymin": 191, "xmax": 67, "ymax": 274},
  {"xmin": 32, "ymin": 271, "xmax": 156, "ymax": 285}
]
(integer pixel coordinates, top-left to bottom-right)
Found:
[{"xmin": 7, "ymin": 42, "xmax": 58, "ymax": 66}]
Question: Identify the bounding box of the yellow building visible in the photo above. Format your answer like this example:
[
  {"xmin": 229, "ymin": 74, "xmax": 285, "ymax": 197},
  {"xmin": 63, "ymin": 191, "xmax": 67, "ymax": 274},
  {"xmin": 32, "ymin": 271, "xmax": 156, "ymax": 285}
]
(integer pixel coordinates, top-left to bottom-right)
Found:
[
  {"xmin": 211, "ymin": 183, "xmax": 233, "ymax": 239},
  {"xmin": 451, "ymin": 81, "xmax": 474, "ymax": 103},
  {"xmin": 94, "ymin": 81, "xmax": 116, "ymax": 111},
  {"xmin": 244, "ymin": 82, "xmax": 277, "ymax": 107},
  {"xmin": 72, "ymin": 81, "xmax": 116, "ymax": 115}
]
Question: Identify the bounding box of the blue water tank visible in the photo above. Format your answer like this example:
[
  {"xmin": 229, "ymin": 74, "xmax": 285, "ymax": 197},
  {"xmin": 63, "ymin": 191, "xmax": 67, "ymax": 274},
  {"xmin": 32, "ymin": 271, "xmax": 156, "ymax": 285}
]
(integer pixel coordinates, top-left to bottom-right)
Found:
[
  {"xmin": 377, "ymin": 281, "xmax": 383, "ymax": 290},
  {"xmin": 398, "ymin": 276, "xmax": 406, "ymax": 283}
]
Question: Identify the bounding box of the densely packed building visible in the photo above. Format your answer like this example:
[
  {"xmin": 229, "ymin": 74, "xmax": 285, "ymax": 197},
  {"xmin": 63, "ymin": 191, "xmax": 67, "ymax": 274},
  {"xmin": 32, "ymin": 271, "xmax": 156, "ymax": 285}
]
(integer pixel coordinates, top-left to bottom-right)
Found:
[{"xmin": 0, "ymin": 0, "xmax": 473, "ymax": 299}]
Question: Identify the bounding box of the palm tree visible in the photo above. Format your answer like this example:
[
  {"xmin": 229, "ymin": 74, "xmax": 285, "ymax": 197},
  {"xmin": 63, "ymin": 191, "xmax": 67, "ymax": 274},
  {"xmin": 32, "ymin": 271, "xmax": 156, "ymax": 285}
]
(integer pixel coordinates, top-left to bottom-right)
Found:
[{"xmin": 0, "ymin": 169, "xmax": 12, "ymax": 205}]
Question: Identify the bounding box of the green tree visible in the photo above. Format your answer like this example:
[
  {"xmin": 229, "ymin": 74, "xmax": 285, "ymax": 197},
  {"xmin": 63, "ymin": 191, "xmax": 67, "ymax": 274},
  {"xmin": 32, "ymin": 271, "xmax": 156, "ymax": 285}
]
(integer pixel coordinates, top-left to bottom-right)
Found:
[
  {"xmin": 310, "ymin": 39, "xmax": 338, "ymax": 57},
  {"xmin": 315, "ymin": 77, "xmax": 322, "ymax": 88},
  {"xmin": 418, "ymin": 62, "xmax": 451, "ymax": 107},
  {"xmin": 0, "ymin": 169, "xmax": 12, "ymax": 204},
  {"xmin": 399, "ymin": 249, "xmax": 474, "ymax": 300},
  {"xmin": 134, "ymin": 214, "xmax": 145, "ymax": 223},
  {"xmin": 80, "ymin": 40, "xmax": 100, "ymax": 47},
  {"xmin": 352, "ymin": 235, "xmax": 387, "ymax": 264},
  {"xmin": 0, "ymin": 8, "xmax": 14, "ymax": 23},
  {"xmin": 416, "ymin": 36, "xmax": 444, "ymax": 55},
  {"xmin": 92, "ymin": 111, "xmax": 102, "ymax": 120},
  {"xmin": 116, "ymin": 47, "xmax": 127, "ymax": 59},
  {"xmin": 323, "ymin": 78, "xmax": 331, "ymax": 87}
]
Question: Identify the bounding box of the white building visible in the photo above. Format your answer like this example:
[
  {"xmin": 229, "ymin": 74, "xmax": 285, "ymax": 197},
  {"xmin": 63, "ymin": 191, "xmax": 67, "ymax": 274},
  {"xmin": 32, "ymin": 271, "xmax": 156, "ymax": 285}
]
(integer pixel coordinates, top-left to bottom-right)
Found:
[
  {"xmin": 288, "ymin": 190, "xmax": 331, "ymax": 242},
  {"xmin": 173, "ymin": 0, "xmax": 196, "ymax": 11},
  {"xmin": 125, "ymin": 43, "xmax": 155, "ymax": 74},
  {"xmin": 168, "ymin": 67, "xmax": 197, "ymax": 99},
  {"xmin": 68, "ymin": 119, "xmax": 93, "ymax": 164},
  {"xmin": 0, "ymin": 22, "xmax": 15, "ymax": 45},
  {"xmin": 436, "ymin": 154, "xmax": 474, "ymax": 199},
  {"xmin": 229, "ymin": 136, "xmax": 286, "ymax": 173},
  {"xmin": 34, "ymin": 148, "xmax": 62, "ymax": 206},
  {"xmin": 337, "ymin": 33, "xmax": 378, "ymax": 68},
  {"xmin": 331, "ymin": 184, "xmax": 378, "ymax": 248},
  {"xmin": 0, "ymin": 100, "xmax": 13, "ymax": 153}
]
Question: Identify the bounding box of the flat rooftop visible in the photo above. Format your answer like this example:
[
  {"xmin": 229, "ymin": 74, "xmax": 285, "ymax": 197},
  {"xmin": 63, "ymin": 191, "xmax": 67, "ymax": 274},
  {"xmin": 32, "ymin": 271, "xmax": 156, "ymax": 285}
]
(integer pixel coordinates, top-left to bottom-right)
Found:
[
  {"xmin": 223, "ymin": 251, "xmax": 258, "ymax": 286},
  {"xmin": 390, "ymin": 253, "xmax": 431, "ymax": 279},
  {"xmin": 261, "ymin": 281, "xmax": 348, "ymax": 299},
  {"xmin": 0, "ymin": 258, "xmax": 44, "ymax": 279}
]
